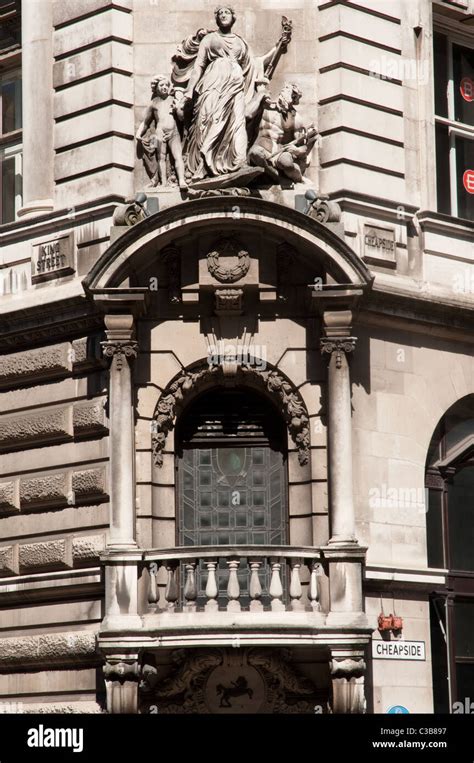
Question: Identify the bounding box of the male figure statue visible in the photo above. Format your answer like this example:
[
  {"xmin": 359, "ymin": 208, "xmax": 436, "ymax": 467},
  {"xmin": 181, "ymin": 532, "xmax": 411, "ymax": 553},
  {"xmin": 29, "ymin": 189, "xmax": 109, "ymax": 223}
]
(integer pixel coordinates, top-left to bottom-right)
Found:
[
  {"xmin": 247, "ymin": 81, "xmax": 318, "ymax": 184},
  {"xmin": 136, "ymin": 76, "xmax": 187, "ymax": 189}
]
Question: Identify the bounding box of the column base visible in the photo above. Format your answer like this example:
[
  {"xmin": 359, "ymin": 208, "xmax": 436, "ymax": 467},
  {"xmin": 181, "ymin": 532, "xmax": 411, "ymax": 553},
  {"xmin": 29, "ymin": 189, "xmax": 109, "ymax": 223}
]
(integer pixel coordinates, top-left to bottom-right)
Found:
[
  {"xmin": 106, "ymin": 540, "xmax": 138, "ymax": 550},
  {"xmin": 17, "ymin": 199, "xmax": 54, "ymax": 218},
  {"xmin": 328, "ymin": 535, "xmax": 358, "ymax": 546}
]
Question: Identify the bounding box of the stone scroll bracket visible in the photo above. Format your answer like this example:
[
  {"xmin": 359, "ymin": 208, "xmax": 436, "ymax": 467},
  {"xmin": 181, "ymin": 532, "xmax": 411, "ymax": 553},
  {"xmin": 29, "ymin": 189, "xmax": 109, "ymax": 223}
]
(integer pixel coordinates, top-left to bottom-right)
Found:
[{"xmin": 151, "ymin": 360, "xmax": 310, "ymax": 468}]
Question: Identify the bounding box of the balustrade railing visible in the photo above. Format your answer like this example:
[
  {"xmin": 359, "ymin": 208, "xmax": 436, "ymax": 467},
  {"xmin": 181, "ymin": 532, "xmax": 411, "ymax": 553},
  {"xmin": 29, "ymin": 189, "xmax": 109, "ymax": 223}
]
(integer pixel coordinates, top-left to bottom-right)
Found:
[{"xmin": 143, "ymin": 546, "xmax": 322, "ymax": 614}]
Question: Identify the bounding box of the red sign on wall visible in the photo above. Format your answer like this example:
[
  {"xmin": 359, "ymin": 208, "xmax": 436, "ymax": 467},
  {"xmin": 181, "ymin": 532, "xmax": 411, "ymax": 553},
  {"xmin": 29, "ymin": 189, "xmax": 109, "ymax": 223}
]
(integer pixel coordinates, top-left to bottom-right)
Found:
[
  {"xmin": 460, "ymin": 77, "xmax": 474, "ymax": 102},
  {"xmin": 463, "ymin": 170, "xmax": 474, "ymax": 194}
]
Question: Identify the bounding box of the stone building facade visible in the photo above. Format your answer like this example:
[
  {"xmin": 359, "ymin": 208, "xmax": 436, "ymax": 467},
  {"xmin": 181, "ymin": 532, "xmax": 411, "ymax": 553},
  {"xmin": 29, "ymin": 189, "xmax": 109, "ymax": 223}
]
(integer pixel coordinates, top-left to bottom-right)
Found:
[{"xmin": 0, "ymin": 0, "xmax": 473, "ymax": 714}]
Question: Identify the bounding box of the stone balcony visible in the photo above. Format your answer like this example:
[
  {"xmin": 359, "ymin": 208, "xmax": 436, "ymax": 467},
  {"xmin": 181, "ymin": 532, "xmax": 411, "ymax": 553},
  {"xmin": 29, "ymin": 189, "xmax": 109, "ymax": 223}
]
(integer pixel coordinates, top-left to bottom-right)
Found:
[{"xmin": 99, "ymin": 545, "xmax": 370, "ymax": 651}]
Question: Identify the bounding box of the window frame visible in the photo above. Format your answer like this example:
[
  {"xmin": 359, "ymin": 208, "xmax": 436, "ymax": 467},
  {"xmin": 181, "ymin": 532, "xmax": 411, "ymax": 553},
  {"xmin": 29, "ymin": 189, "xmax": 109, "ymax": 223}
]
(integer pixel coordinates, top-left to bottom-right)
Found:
[
  {"xmin": 427, "ymin": 424, "xmax": 474, "ymax": 710},
  {"xmin": 0, "ymin": 65, "xmax": 22, "ymax": 224},
  {"xmin": 434, "ymin": 26, "xmax": 474, "ymax": 219}
]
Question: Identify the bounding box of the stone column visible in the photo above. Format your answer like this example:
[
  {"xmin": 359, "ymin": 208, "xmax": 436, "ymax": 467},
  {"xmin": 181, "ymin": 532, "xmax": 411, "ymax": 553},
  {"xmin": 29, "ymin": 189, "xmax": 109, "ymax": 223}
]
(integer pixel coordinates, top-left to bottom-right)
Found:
[
  {"xmin": 101, "ymin": 314, "xmax": 138, "ymax": 548},
  {"xmin": 320, "ymin": 309, "xmax": 367, "ymax": 626},
  {"xmin": 320, "ymin": 332, "xmax": 357, "ymax": 545},
  {"xmin": 17, "ymin": 0, "xmax": 54, "ymax": 218}
]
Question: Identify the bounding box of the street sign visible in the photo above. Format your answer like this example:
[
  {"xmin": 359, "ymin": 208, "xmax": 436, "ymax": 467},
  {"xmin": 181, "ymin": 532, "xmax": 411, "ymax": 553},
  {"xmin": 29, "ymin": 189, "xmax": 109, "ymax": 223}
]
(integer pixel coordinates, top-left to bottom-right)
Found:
[{"xmin": 372, "ymin": 640, "xmax": 426, "ymax": 661}]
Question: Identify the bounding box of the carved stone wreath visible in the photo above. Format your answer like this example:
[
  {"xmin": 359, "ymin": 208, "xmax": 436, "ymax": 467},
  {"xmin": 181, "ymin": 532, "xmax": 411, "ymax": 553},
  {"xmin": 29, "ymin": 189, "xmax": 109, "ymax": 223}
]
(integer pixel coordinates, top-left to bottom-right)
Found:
[
  {"xmin": 151, "ymin": 362, "xmax": 310, "ymax": 467},
  {"xmin": 206, "ymin": 238, "xmax": 250, "ymax": 284}
]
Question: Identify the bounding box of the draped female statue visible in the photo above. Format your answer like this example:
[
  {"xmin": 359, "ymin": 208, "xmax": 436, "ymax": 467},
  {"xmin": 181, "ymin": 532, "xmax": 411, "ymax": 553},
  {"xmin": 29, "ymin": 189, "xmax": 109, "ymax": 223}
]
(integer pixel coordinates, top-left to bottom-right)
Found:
[{"xmin": 173, "ymin": 7, "xmax": 292, "ymax": 183}]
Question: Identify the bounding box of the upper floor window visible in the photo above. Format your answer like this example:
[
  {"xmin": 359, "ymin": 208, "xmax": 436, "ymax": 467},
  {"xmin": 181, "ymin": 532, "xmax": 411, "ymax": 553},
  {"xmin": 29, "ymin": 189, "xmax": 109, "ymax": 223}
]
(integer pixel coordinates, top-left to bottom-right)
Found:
[
  {"xmin": 434, "ymin": 31, "xmax": 474, "ymax": 221},
  {"xmin": 176, "ymin": 387, "xmax": 288, "ymax": 606},
  {"xmin": 0, "ymin": 0, "xmax": 22, "ymax": 225},
  {"xmin": 0, "ymin": 70, "xmax": 22, "ymax": 224}
]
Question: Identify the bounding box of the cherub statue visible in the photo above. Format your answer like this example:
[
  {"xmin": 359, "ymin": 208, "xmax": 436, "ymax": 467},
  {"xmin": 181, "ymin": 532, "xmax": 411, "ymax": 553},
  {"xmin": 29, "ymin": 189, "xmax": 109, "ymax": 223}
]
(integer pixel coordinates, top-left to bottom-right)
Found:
[
  {"xmin": 136, "ymin": 75, "xmax": 187, "ymax": 189},
  {"xmin": 247, "ymin": 81, "xmax": 318, "ymax": 184}
]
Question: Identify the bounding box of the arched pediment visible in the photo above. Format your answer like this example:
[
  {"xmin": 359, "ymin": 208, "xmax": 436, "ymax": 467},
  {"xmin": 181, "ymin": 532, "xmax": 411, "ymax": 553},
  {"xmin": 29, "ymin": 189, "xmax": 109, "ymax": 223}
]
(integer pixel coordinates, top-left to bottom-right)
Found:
[{"xmin": 83, "ymin": 197, "xmax": 373, "ymax": 292}]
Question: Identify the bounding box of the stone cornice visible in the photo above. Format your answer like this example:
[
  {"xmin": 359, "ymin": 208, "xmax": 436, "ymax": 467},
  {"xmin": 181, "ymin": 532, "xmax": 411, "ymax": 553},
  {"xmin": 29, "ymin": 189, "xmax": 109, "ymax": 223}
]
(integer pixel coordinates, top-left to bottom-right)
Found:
[{"xmin": 0, "ymin": 293, "xmax": 104, "ymax": 353}]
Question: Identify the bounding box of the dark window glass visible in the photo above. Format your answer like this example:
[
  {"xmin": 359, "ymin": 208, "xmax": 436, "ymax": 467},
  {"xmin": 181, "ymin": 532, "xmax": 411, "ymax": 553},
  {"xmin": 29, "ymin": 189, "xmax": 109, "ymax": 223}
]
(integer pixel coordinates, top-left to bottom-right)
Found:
[
  {"xmin": 455, "ymin": 663, "xmax": 474, "ymax": 704},
  {"xmin": 1, "ymin": 77, "xmax": 21, "ymax": 135},
  {"xmin": 456, "ymin": 136, "xmax": 474, "ymax": 221},
  {"xmin": 434, "ymin": 32, "xmax": 449, "ymax": 119},
  {"xmin": 1, "ymin": 153, "xmax": 16, "ymax": 223},
  {"xmin": 430, "ymin": 598, "xmax": 449, "ymax": 713},
  {"xmin": 447, "ymin": 466, "xmax": 474, "ymax": 572},
  {"xmin": 453, "ymin": 43, "xmax": 474, "ymax": 127},
  {"xmin": 435, "ymin": 122, "xmax": 451, "ymax": 215},
  {"xmin": 177, "ymin": 388, "xmax": 288, "ymax": 605},
  {"xmin": 427, "ymin": 488, "xmax": 444, "ymax": 568},
  {"xmin": 454, "ymin": 602, "xmax": 474, "ymax": 659}
]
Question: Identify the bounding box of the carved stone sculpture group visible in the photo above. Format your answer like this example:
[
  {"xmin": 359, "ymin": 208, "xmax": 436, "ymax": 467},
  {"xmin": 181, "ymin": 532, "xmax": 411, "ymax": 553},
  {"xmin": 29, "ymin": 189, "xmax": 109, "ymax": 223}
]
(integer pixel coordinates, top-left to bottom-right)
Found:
[{"xmin": 136, "ymin": 6, "xmax": 317, "ymax": 191}]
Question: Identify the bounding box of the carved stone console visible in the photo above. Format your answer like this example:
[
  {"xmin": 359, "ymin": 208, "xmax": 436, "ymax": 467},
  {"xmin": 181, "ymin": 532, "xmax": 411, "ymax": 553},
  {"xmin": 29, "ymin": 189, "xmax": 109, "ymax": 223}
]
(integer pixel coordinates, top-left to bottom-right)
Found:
[
  {"xmin": 103, "ymin": 654, "xmax": 140, "ymax": 714},
  {"xmin": 329, "ymin": 650, "xmax": 367, "ymax": 714}
]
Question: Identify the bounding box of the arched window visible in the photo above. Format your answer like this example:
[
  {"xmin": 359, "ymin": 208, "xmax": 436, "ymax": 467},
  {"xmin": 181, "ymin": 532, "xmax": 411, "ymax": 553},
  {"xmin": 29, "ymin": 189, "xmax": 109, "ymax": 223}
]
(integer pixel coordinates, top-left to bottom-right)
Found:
[
  {"xmin": 176, "ymin": 387, "xmax": 288, "ymax": 603},
  {"xmin": 426, "ymin": 395, "xmax": 474, "ymax": 712}
]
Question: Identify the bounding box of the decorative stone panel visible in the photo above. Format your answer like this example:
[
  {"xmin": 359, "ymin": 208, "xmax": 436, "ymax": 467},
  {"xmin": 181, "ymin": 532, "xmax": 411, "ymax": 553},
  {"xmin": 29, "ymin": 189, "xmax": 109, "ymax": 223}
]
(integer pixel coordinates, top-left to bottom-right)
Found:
[
  {"xmin": 0, "ymin": 343, "xmax": 72, "ymax": 389},
  {"xmin": 0, "ymin": 545, "xmax": 19, "ymax": 576},
  {"xmin": 0, "ymin": 632, "xmax": 98, "ymax": 669},
  {"xmin": 72, "ymin": 534, "xmax": 106, "ymax": 565},
  {"xmin": 72, "ymin": 468, "xmax": 107, "ymax": 499},
  {"xmin": 73, "ymin": 399, "xmax": 108, "ymax": 436},
  {"xmin": 0, "ymin": 406, "xmax": 74, "ymax": 449},
  {"xmin": 0, "ymin": 399, "xmax": 107, "ymax": 452},
  {"xmin": 0, "ymin": 480, "xmax": 20, "ymax": 512},
  {"xmin": 20, "ymin": 473, "xmax": 71, "ymax": 509},
  {"xmin": 0, "ymin": 465, "xmax": 107, "ymax": 515},
  {"xmin": 0, "ymin": 533, "xmax": 105, "ymax": 576},
  {"xmin": 19, "ymin": 539, "xmax": 73, "ymax": 573}
]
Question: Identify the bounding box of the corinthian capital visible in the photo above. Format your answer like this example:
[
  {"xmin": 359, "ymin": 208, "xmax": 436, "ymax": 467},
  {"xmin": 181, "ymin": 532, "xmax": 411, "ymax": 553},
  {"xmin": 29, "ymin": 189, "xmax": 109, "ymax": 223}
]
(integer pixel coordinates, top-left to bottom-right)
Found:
[
  {"xmin": 320, "ymin": 337, "xmax": 356, "ymax": 368},
  {"xmin": 101, "ymin": 340, "xmax": 139, "ymax": 371}
]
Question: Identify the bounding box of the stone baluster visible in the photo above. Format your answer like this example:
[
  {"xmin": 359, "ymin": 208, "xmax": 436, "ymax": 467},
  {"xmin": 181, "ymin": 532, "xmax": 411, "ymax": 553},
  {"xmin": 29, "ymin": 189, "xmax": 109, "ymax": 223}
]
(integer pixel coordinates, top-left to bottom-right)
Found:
[
  {"xmin": 164, "ymin": 561, "xmax": 178, "ymax": 611},
  {"xmin": 204, "ymin": 560, "xmax": 219, "ymax": 612},
  {"xmin": 226, "ymin": 558, "xmax": 241, "ymax": 612},
  {"xmin": 147, "ymin": 563, "xmax": 159, "ymax": 606},
  {"xmin": 183, "ymin": 560, "xmax": 198, "ymax": 611},
  {"xmin": 308, "ymin": 560, "xmax": 321, "ymax": 612},
  {"xmin": 269, "ymin": 559, "xmax": 285, "ymax": 611},
  {"xmin": 289, "ymin": 558, "xmax": 304, "ymax": 611},
  {"xmin": 249, "ymin": 559, "xmax": 263, "ymax": 612}
]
